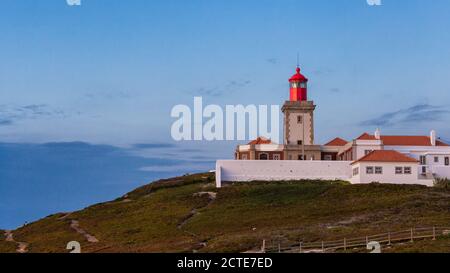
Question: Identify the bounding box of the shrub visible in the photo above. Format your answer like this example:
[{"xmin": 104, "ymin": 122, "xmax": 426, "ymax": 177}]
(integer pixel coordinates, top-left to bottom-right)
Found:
[{"xmin": 434, "ymin": 178, "xmax": 450, "ymax": 189}]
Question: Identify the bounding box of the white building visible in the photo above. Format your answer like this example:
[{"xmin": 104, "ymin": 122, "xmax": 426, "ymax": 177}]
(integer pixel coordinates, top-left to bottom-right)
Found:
[
  {"xmin": 350, "ymin": 150, "xmax": 431, "ymax": 186},
  {"xmin": 338, "ymin": 130, "xmax": 450, "ymax": 181}
]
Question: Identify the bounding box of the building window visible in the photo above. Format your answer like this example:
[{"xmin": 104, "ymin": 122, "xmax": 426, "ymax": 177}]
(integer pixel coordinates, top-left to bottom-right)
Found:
[
  {"xmin": 422, "ymin": 166, "xmax": 427, "ymax": 174},
  {"xmin": 446, "ymin": 157, "xmax": 449, "ymax": 166},
  {"xmin": 241, "ymin": 154, "xmax": 248, "ymax": 160},
  {"xmin": 434, "ymin": 156, "xmax": 439, "ymax": 163},
  {"xmin": 297, "ymin": 115, "xmax": 303, "ymax": 124},
  {"xmin": 298, "ymin": 155, "xmax": 306, "ymax": 160},
  {"xmin": 420, "ymin": 156, "xmax": 426, "ymax": 165},
  {"xmin": 395, "ymin": 167, "xmax": 403, "ymax": 174},
  {"xmin": 297, "ymin": 140, "xmax": 303, "ymax": 145},
  {"xmin": 324, "ymin": 155, "xmax": 333, "ymax": 161},
  {"xmin": 353, "ymin": 167, "xmax": 359, "ymax": 176},
  {"xmin": 366, "ymin": 167, "xmax": 374, "ymax": 174},
  {"xmin": 404, "ymin": 167, "xmax": 412, "ymax": 174},
  {"xmin": 259, "ymin": 153, "xmax": 268, "ymax": 160},
  {"xmin": 273, "ymin": 154, "xmax": 281, "ymax": 160},
  {"xmin": 375, "ymin": 167, "xmax": 383, "ymax": 174}
]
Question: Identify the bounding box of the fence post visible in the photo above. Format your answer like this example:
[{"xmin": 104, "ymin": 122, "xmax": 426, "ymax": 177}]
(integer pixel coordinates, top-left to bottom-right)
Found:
[
  {"xmin": 299, "ymin": 242, "xmax": 302, "ymax": 253},
  {"xmin": 278, "ymin": 243, "xmax": 281, "ymax": 253},
  {"xmin": 322, "ymin": 241, "xmax": 324, "ymax": 252},
  {"xmin": 344, "ymin": 238, "xmax": 347, "ymax": 251},
  {"xmin": 261, "ymin": 240, "xmax": 266, "ymax": 253},
  {"xmin": 410, "ymin": 228, "xmax": 414, "ymax": 242},
  {"xmin": 388, "ymin": 232, "xmax": 391, "ymax": 246},
  {"xmin": 366, "ymin": 236, "xmax": 369, "ymax": 245},
  {"xmin": 432, "ymin": 227, "xmax": 436, "ymax": 240}
]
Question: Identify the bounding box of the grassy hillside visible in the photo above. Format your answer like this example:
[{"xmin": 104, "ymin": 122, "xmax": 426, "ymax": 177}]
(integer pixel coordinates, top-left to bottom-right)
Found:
[{"xmin": 1, "ymin": 173, "xmax": 450, "ymax": 253}]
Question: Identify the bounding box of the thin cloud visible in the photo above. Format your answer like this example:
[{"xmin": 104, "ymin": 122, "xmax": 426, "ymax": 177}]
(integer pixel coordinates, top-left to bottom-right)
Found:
[
  {"xmin": 266, "ymin": 58, "xmax": 278, "ymax": 65},
  {"xmin": 0, "ymin": 104, "xmax": 68, "ymax": 126},
  {"xmin": 192, "ymin": 79, "xmax": 251, "ymax": 97},
  {"xmin": 84, "ymin": 91, "xmax": 133, "ymax": 100},
  {"xmin": 359, "ymin": 104, "xmax": 450, "ymax": 127},
  {"xmin": 312, "ymin": 67, "xmax": 334, "ymax": 76},
  {"xmin": 0, "ymin": 118, "xmax": 13, "ymax": 126}
]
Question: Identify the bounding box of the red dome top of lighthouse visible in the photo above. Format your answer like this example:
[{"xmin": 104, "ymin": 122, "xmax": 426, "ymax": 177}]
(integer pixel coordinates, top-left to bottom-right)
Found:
[{"xmin": 289, "ymin": 67, "xmax": 308, "ymax": 83}]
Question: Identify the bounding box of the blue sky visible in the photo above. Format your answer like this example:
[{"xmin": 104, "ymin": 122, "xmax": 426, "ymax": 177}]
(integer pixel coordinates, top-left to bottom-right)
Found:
[{"xmin": 1, "ymin": 0, "xmax": 450, "ymax": 228}]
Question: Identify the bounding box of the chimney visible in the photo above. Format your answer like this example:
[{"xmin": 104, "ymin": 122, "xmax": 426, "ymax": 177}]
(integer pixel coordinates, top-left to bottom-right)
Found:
[
  {"xmin": 430, "ymin": 130, "xmax": 437, "ymax": 146},
  {"xmin": 374, "ymin": 128, "xmax": 381, "ymax": 140}
]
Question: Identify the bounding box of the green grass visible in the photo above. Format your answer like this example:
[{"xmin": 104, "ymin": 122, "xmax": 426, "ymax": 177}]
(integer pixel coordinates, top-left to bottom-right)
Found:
[
  {"xmin": 384, "ymin": 235, "xmax": 450, "ymax": 253},
  {"xmin": 2, "ymin": 174, "xmax": 450, "ymax": 253},
  {"xmin": 339, "ymin": 235, "xmax": 450, "ymax": 253},
  {"xmin": 184, "ymin": 181, "xmax": 450, "ymax": 252}
]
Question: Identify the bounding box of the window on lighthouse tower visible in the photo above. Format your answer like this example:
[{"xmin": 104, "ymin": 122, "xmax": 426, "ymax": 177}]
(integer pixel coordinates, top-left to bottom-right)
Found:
[
  {"xmin": 300, "ymin": 82, "xmax": 307, "ymax": 88},
  {"xmin": 291, "ymin": 82, "xmax": 299, "ymax": 88}
]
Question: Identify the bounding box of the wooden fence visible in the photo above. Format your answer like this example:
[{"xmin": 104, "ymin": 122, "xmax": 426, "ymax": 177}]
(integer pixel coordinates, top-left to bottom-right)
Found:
[{"xmin": 264, "ymin": 227, "xmax": 450, "ymax": 253}]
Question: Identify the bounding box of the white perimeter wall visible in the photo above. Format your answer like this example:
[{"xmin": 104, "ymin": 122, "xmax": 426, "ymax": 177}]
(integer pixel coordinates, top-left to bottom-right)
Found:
[{"xmin": 216, "ymin": 160, "xmax": 353, "ymax": 188}]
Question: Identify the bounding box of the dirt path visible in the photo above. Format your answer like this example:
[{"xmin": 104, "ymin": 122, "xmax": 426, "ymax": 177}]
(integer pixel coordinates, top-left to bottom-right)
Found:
[
  {"xmin": 4, "ymin": 230, "xmax": 29, "ymax": 253},
  {"xmin": 177, "ymin": 192, "xmax": 217, "ymax": 252},
  {"xmin": 69, "ymin": 220, "xmax": 99, "ymax": 243},
  {"xmin": 178, "ymin": 192, "xmax": 217, "ymax": 231},
  {"xmin": 178, "ymin": 209, "xmax": 199, "ymax": 235},
  {"xmin": 194, "ymin": 192, "xmax": 217, "ymax": 200},
  {"xmin": 57, "ymin": 213, "xmax": 99, "ymax": 243}
]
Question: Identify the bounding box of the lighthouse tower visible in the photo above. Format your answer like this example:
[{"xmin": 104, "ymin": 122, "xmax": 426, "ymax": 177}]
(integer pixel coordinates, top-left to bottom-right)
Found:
[{"xmin": 282, "ymin": 66, "xmax": 319, "ymax": 160}]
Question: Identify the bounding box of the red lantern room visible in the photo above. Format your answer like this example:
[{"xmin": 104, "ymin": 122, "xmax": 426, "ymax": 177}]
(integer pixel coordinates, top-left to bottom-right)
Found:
[{"xmin": 289, "ymin": 67, "xmax": 308, "ymax": 101}]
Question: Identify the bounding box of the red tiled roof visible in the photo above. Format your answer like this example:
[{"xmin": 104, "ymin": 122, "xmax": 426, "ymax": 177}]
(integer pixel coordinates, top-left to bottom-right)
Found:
[
  {"xmin": 324, "ymin": 137, "xmax": 348, "ymax": 146},
  {"xmin": 351, "ymin": 150, "xmax": 418, "ymax": 165},
  {"xmin": 380, "ymin": 136, "xmax": 449, "ymax": 147},
  {"xmin": 355, "ymin": 133, "xmax": 449, "ymax": 146},
  {"xmin": 356, "ymin": 133, "xmax": 377, "ymax": 140},
  {"xmin": 248, "ymin": 137, "xmax": 272, "ymax": 145}
]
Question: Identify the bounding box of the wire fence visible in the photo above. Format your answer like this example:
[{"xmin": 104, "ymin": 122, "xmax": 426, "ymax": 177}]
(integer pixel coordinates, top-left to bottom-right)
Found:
[{"xmin": 264, "ymin": 227, "xmax": 450, "ymax": 253}]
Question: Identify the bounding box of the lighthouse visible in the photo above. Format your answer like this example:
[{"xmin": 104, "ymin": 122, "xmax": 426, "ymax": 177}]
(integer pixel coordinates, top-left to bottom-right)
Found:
[
  {"xmin": 289, "ymin": 67, "xmax": 308, "ymax": 101},
  {"xmin": 282, "ymin": 66, "xmax": 320, "ymax": 160}
]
